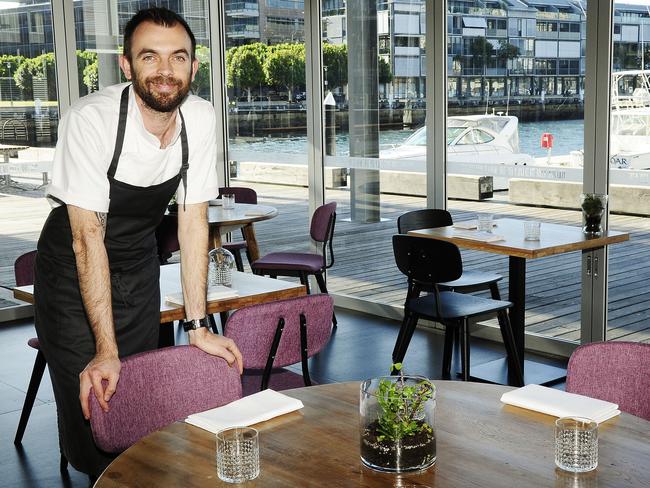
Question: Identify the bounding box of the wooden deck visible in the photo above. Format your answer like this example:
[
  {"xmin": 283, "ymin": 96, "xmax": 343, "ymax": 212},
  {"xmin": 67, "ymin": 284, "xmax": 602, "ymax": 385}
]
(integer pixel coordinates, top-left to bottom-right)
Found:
[{"xmin": 1, "ymin": 177, "xmax": 649, "ymax": 343}]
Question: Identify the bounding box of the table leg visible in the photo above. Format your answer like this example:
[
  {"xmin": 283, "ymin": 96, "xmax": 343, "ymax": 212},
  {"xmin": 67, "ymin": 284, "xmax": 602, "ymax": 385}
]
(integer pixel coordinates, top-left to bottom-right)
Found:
[
  {"xmin": 158, "ymin": 321, "xmax": 175, "ymax": 348},
  {"xmin": 470, "ymin": 256, "xmax": 566, "ymax": 386},
  {"xmin": 210, "ymin": 227, "xmax": 222, "ymax": 250},
  {"xmin": 2, "ymin": 153, "xmax": 10, "ymax": 186},
  {"xmin": 241, "ymin": 223, "xmax": 260, "ymax": 262}
]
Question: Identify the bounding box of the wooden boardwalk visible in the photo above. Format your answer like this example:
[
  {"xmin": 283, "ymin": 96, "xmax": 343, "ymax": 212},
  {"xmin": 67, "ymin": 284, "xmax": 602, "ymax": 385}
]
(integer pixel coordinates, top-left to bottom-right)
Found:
[{"xmin": 1, "ymin": 178, "xmax": 649, "ymax": 343}]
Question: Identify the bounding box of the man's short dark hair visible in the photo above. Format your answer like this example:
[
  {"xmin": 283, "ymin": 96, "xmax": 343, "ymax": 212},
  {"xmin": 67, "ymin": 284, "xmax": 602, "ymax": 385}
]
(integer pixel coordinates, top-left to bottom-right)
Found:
[{"xmin": 123, "ymin": 7, "xmax": 196, "ymax": 61}]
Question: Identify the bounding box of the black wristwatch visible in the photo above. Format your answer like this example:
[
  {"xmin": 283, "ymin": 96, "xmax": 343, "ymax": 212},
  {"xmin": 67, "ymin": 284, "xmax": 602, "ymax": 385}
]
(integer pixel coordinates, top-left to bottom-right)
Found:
[{"xmin": 182, "ymin": 317, "xmax": 209, "ymax": 332}]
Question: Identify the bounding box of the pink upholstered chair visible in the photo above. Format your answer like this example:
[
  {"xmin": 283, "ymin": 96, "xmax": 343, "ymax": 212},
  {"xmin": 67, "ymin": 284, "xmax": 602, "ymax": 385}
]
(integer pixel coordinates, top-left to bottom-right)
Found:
[
  {"xmin": 89, "ymin": 345, "xmax": 242, "ymax": 453},
  {"xmin": 223, "ymin": 295, "xmax": 334, "ymax": 396},
  {"xmin": 566, "ymin": 341, "xmax": 650, "ymax": 420},
  {"xmin": 252, "ymin": 202, "xmax": 337, "ymax": 327},
  {"xmin": 218, "ymin": 186, "xmax": 258, "ymax": 272}
]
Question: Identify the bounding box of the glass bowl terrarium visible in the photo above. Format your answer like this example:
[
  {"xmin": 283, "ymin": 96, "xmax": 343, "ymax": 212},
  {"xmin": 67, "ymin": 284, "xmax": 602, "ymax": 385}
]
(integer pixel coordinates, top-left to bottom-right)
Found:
[{"xmin": 208, "ymin": 247, "xmax": 235, "ymax": 287}]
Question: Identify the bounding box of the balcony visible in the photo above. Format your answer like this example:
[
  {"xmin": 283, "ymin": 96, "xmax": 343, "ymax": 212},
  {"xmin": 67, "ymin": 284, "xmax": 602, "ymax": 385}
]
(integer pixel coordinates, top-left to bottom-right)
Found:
[
  {"xmin": 226, "ymin": 24, "xmax": 261, "ymax": 38},
  {"xmin": 225, "ymin": 2, "xmax": 259, "ymax": 18}
]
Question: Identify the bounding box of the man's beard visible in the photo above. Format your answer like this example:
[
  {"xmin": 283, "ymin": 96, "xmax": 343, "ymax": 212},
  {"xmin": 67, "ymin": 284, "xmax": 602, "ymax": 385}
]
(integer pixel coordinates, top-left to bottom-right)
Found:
[{"xmin": 132, "ymin": 69, "xmax": 191, "ymax": 113}]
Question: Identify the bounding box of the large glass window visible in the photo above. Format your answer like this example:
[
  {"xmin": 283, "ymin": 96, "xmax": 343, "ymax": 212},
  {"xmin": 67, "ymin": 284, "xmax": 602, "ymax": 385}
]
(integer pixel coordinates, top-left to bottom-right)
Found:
[
  {"xmin": 608, "ymin": 1, "xmax": 650, "ymax": 343},
  {"xmin": 225, "ymin": 0, "xmax": 309, "ymax": 271},
  {"xmin": 321, "ymin": 0, "xmax": 427, "ymax": 305}
]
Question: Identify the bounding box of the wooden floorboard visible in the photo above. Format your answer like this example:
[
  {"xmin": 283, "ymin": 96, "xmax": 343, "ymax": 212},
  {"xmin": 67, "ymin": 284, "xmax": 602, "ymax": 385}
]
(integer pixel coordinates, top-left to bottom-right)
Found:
[{"xmin": 2, "ymin": 178, "xmax": 649, "ymax": 343}]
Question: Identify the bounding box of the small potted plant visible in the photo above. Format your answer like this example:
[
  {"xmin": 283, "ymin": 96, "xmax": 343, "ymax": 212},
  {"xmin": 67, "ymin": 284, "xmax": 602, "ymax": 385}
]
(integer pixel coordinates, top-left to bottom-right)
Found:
[
  {"xmin": 359, "ymin": 363, "xmax": 436, "ymax": 472},
  {"xmin": 580, "ymin": 193, "xmax": 608, "ymax": 235}
]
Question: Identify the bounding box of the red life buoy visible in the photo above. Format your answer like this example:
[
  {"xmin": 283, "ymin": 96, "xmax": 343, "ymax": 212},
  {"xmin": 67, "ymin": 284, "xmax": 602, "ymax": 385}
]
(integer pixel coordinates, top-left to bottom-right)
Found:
[{"xmin": 541, "ymin": 133, "xmax": 554, "ymax": 149}]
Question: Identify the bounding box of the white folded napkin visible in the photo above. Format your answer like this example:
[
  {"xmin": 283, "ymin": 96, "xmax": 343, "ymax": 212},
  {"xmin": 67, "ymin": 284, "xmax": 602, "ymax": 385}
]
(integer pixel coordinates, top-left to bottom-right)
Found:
[
  {"xmin": 500, "ymin": 384, "xmax": 620, "ymax": 424},
  {"xmin": 452, "ymin": 220, "xmax": 497, "ymax": 230},
  {"xmin": 186, "ymin": 389, "xmax": 304, "ymax": 433},
  {"xmin": 165, "ymin": 285, "xmax": 238, "ymax": 306},
  {"xmin": 452, "ymin": 230, "xmax": 505, "ymax": 242}
]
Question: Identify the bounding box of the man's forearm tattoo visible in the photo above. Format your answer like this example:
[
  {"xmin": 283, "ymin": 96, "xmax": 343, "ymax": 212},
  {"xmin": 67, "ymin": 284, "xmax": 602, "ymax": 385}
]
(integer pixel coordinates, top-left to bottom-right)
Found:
[{"xmin": 96, "ymin": 212, "xmax": 107, "ymax": 236}]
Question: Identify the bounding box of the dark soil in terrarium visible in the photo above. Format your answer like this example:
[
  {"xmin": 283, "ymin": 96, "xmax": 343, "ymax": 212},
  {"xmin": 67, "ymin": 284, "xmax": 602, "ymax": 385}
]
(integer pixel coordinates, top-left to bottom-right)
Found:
[{"xmin": 361, "ymin": 420, "xmax": 436, "ymax": 472}]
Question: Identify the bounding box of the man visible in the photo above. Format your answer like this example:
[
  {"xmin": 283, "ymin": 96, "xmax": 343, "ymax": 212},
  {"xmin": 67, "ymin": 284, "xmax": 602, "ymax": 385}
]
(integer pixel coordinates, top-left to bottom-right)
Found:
[{"xmin": 33, "ymin": 7, "xmax": 242, "ymax": 478}]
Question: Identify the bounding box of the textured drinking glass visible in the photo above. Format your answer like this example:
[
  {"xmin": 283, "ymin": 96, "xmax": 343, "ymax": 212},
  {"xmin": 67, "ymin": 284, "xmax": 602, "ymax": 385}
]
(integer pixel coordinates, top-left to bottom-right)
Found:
[
  {"xmin": 524, "ymin": 220, "xmax": 541, "ymax": 241},
  {"xmin": 555, "ymin": 417, "xmax": 598, "ymax": 473},
  {"xmin": 216, "ymin": 427, "xmax": 260, "ymax": 483},
  {"xmin": 477, "ymin": 214, "xmax": 494, "ymax": 233},
  {"xmin": 223, "ymin": 194, "xmax": 236, "ymax": 210}
]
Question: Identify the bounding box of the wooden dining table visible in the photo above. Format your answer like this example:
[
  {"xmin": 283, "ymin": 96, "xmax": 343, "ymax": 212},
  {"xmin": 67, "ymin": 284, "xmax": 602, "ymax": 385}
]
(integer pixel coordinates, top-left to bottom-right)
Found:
[
  {"xmin": 94, "ymin": 381, "xmax": 649, "ymax": 487},
  {"xmin": 14, "ymin": 263, "xmax": 305, "ymax": 344},
  {"xmin": 409, "ymin": 218, "xmax": 630, "ymax": 386},
  {"xmin": 207, "ymin": 202, "xmax": 278, "ymax": 262}
]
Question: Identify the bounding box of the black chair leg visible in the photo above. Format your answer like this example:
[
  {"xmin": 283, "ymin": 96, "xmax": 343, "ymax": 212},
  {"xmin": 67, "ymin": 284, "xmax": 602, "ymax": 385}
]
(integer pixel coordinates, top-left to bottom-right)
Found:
[
  {"xmin": 442, "ymin": 325, "xmax": 455, "ymax": 379},
  {"xmin": 460, "ymin": 318, "xmax": 471, "ymax": 381},
  {"xmin": 60, "ymin": 453, "xmax": 68, "ymax": 472},
  {"xmin": 315, "ymin": 272, "xmax": 337, "ymax": 329},
  {"xmin": 232, "ymin": 250, "xmax": 244, "ymax": 272},
  {"xmin": 392, "ymin": 311, "xmax": 412, "ymax": 363},
  {"xmin": 393, "ymin": 312, "xmax": 420, "ymax": 364},
  {"xmin": 489, "ymin": 282, "xmax": 502, "ymax": 301},
  {"xmin": 497, "ymin": 309, "xmax": 525, "ymax": 387},
  {"xmin": 220, "ymin": 311, "xmax": 230, "ymax": 331},
  {"xmin": 299, "ymin": 272, "xmax": 312, "ymax": 294},
  {"xmin": 207, "ymin": 314, "xmax": 219, "ymax": 334},
  {"xmin": 14, "ymin": 350, "xmax": 46, "ymax": 445}
]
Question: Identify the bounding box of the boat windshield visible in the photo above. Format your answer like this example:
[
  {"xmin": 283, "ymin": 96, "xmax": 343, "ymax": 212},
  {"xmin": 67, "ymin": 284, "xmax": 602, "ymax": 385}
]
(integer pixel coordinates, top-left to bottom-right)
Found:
[{"xmin": 402, "ymin": 127, "xmax": 466, "ymax": 146}]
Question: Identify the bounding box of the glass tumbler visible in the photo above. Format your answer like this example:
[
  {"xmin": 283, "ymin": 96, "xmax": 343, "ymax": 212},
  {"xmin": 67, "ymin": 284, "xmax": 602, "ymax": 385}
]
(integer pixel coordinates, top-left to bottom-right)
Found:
[
  {"xmin": 555, "ymin": 417, "xmax": 598, "ymax": 473},
  {"xmin": 477, "ymin": 214, "xmax": 494, "ymax": 233},
  {"xmin": 216, "ymin": 427, "xmax": 260, "ymax": 483},
  {"xmin": 223, "ymin": 193, "xmax": 236, "ymax": 210},
  {"xmin": 524, "ymin": 220, "xmax": 541, "ymax": 241}
]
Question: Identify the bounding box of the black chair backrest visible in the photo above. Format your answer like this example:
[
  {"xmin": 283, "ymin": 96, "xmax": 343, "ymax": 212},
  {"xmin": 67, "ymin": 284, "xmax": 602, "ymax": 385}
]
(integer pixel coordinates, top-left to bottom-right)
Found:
[
  {"xmin": 14, "ymin": 250, "xmax": 37, "ymax": 287},
  {"xmin": 392, "ymin": 235, "xmax": 462, "ymax": 285},
  {"xmin": 218, "ymin": 187, "xmax": 258, "ymax": 204},
  {"xmin": 397, "ymin": 209, "xmax": 453, "ymax": 234}
]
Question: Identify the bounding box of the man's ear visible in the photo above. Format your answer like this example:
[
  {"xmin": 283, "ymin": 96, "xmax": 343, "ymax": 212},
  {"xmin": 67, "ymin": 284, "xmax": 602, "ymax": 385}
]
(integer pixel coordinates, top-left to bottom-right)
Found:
[
  {"xmin": 190, "ymin": 58, "xmax": 199, "ymax": 82},
  {"xmin": 119, "ymin": 55, "xmax": 133, "ymax": 80}
]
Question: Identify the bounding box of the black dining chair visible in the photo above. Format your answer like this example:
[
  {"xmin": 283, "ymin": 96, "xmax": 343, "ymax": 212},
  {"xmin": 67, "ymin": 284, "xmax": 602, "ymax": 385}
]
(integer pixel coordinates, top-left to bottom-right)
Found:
[
  {"xmin": 13, "ymin": 250, "xmax": 68, "ymax": 471},
  {"xmin": 397, "ymin": 209, "xmax": 503, "ymax": 298},
  {"xmin": 218, "ymin": 186, "xmax": 258, "ymax": 272},
  {"xmin": 392, "ymin": 235, "xmax": 524, "ymax": 386}
]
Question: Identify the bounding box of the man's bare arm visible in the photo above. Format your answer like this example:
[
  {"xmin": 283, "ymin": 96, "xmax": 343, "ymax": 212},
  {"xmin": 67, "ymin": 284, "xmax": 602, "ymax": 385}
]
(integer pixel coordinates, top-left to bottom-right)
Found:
[
  {"xmin": 177, "ymin": 203, "xmax": 243, "ymax": 372},
  {"xmin": 67, "ymin": 205, "xmax": 121, "ymax": 419}
]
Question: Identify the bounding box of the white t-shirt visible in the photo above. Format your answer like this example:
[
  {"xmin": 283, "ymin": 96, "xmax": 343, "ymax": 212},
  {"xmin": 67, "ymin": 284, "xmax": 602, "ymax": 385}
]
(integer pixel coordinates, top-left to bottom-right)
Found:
[{"xmin": 47, "ymin": 82, "xmax": 218, "ymax": 212}]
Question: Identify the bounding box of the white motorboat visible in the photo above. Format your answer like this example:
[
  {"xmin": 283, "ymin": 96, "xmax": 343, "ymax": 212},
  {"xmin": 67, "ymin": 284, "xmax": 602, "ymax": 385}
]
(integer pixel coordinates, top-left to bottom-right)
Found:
[{"xmin": 380, "ymin": 114, "xmax": 534, "ymax": 167}]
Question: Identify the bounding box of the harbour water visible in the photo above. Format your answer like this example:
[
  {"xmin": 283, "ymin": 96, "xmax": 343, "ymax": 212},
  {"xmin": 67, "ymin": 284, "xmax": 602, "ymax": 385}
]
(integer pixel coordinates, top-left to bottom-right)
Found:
[{"xmin": 230, "ymin": 118, "xmax": 585, "ymax": 159}]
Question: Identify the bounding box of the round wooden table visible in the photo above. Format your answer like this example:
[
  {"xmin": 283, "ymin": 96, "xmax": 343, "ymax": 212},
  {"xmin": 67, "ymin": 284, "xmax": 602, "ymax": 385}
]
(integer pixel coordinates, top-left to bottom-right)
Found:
[
  {"xmin": 207, "ymin": 203, "xmax": 278, "ymax": 261},
  {"xmin": 95, "ymin": 381, "xmax": 649, "ymax": 487}
]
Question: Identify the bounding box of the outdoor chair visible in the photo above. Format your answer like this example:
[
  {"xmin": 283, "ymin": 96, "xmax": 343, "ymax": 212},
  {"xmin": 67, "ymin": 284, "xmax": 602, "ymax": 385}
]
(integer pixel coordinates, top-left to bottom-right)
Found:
[
  {"xmin": 223, "ymin": 295, "xmax": 334, "ymax": 396},
  {"xmin": 218, "ymin": 186, "xmax": 258, "ymax": 272},
  {"xmin": 89, "ymin": 345, "xmax": 242, "ymax": 453},
  {"xmin": 251, "ymin": 201, "xmax": 338, "ymax": 327},
  {"xmin": 13, "ymin": 250, "xmax": 68, "ymax": 471},
  {"xmin": 392, "ymin": 235, "xmax": 524, "ymax": 386},
  {"xmin": 566, "ymin": 341, "xmax": 650, "ymax": 420},
  {"xmin": 397, "ymin": 209, "xmax": 503, "ymax": 297}
]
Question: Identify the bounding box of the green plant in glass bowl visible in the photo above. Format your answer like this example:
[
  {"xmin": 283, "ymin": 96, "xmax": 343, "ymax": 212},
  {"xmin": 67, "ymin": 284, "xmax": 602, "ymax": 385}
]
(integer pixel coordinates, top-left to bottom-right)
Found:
[
  {"xmin": 359, "ymin": 363, "xmax": 436, "ymax": 472},
  {"xmin": 580, "ymin": 193, "xmax": 608, "ymax": 235}
]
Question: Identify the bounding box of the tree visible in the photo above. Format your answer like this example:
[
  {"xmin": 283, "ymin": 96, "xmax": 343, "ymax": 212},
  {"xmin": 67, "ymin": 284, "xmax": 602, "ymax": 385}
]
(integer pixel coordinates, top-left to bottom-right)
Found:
[
  {"xmin": 226, "ymin": 43, "xmax": 267, "ymax": 100},
  {"xmin": 378, "ymin": 56, "xmax": 392, "ymax": 84},
  {"xmin": 192, "ymin": 44, "xmax": 211, "ymax": 98},
  {"xmin": 77, "ymin": 50, "xmax": 98, "ymax": 95},
  {"xmin": 470, "ymin": 37, "xmax": 494, "ymax": 71},
  {"xmin": 323, "ymin": 43, "xmax": 347, "ymax": 90},
  {"xmin": 497, "ymin": 40, "xmax": 520, "ymax": 66},
  {"xmin": 0, "ymin": 54, "xmax": 24, "ymax": 77},
  {"xmin": 14, "ymin": 52, "xmax": 57, "ymax": 100},
  {"xmin": 264, "ymin": 43, "xmax": 305, "ymax": 101}
]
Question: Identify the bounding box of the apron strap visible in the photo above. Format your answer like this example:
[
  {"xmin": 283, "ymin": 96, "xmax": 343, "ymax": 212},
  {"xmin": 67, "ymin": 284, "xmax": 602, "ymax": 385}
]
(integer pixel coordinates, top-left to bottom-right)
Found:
[
  {"xmin": 108, "ymin": 86, "xmax": 130, "ymax": 179},
  {"xmin": 179, "ymin": 109, "xmax": 189, "ymax": 210}
]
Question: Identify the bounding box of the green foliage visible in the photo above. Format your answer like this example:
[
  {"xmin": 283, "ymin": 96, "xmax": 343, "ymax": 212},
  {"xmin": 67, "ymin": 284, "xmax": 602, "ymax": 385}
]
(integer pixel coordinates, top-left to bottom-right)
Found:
[
  {"xmin": 192, "ymin": 44, "xmax": 211, "ymax": 98},
  {"xmin": 77, "ymin": 50, "xmax": 98, "ymax": 95},
  {"xmin": 0, "ymin": 54, "xmax": 24, "ymax": 77},
  {"xmin": 13, "ymin": 52, "xmax": 57, "ymax": 100},
  {"xmin": 226, "ymin": 43, "xmax": 267, "ymax": 98},
  {"xmin": 497, "ymin": 41, "xmax": 520, "ymax": 62},
  {"xmin": 470, "ymin": 37, "xmax": 494, "ymax": 69},
  {"xmin": 376, "ymin": 364, "xmax": 434, "ymax": 442},
  {"xmin": 581, "ymin": 194, "xmax": 606, "ymax": 216},
  {"xmin": 378, "ymin": 56, "xmax": 392, "ymax": 84},
  {"xmin": 323, "ymin": 43, "xmax": 347, "ymax": 89},
  {"xmin": 264, "ymin": 43, "xmax": 305, "ymax": 100}
]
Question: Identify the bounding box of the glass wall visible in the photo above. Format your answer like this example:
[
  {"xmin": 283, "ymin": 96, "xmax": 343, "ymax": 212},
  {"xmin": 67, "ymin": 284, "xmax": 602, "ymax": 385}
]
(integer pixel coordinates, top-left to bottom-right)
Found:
[
  {"xmin": 445, "ymin": 0, "xmax": 587, "ymax": 346},
  {"xmin": 224, "ymin": 0, "xmax": 310, "ymax": 267},
  {"xmin": 608, "ymin": 1, "xmax": 650, "ymax": 343},
  {"xmin": 321, "ymin": 0, "xmax": 428, "ymax": 305}
]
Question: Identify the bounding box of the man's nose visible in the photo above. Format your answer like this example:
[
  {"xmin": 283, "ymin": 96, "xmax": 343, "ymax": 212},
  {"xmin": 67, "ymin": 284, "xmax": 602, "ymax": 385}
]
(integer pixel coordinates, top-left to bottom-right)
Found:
[{"xmin": 158, "ymin": 58, "xmax": 173, "ymax": 75}]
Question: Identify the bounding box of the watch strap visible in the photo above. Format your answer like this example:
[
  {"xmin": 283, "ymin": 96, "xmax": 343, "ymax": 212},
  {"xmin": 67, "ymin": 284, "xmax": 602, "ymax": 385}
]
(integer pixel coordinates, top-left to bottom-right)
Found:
[{"xmin": 182, "ymin": 317, "xmax": 209, "ymax": 332}]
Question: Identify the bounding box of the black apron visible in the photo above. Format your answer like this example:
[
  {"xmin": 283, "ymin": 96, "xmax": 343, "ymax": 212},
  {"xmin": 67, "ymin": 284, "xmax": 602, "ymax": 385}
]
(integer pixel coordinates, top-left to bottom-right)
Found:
[{"xmin": 34, "ymin": 85, "xmax": 189, "ymax": 476}]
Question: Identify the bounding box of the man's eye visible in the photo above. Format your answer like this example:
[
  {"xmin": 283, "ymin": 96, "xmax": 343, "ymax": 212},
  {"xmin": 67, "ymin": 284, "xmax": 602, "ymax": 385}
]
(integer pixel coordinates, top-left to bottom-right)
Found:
[
  {"xmin": 142, "ymin": 55, "xmax": 155, "ymax": 62},
  {"xmin": 173, "ymin": 56, "xmax": 187, "ymax": 63}
]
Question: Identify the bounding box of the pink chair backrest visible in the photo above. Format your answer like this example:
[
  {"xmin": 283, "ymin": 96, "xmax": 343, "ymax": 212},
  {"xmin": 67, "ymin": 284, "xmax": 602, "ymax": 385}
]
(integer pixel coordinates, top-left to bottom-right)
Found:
[
  {"xmin": 89, "ymin": 345, "xmax": 242, "ymax": 453},
  {"xmin": 566, "ymin": 341, "xmax": 650, "ymax": 420},
  {"xmin": 219, "ymin": 186, "xmax": 258, "ymax": 204},
  {"xmin": 224, "ymin": 295, "xmax": 333, "ymax": 369},
  {"xmin": 310, "ymin": 202, "xmax": 336, "ymax": 243},
  {"xmin": 15, "ymin": 250, "xmax": 37, "ymax": 287}
]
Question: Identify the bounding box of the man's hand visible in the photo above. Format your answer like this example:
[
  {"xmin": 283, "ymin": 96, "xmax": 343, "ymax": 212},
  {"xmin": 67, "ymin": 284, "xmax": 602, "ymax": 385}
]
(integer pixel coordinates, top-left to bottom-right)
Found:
[
  {"xmin": 189, "ymin": 327, "xmax": 244, "ymax": 374},
  {"xmin": 79, "ymin": 354, "xmax": 121, "ymax": 420}
]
